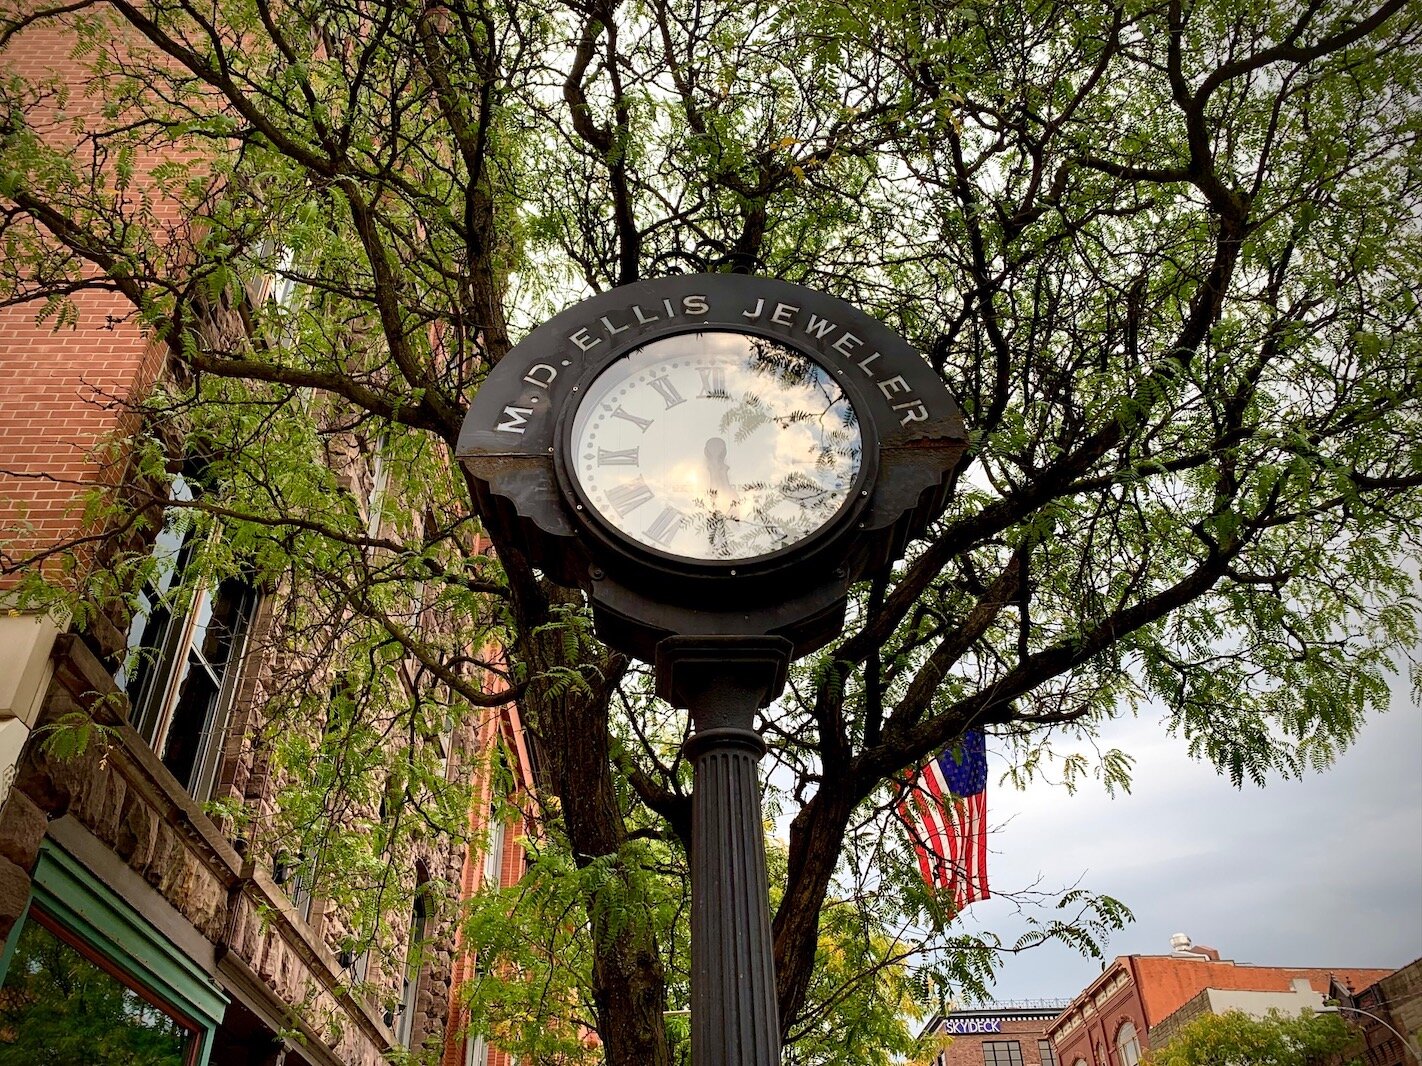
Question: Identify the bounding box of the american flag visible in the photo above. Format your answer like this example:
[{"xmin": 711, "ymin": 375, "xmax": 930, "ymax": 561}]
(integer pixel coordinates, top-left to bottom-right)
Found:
[{"xmin": 898, "ymin": 730, "xmax": 990, "ymax": 910}]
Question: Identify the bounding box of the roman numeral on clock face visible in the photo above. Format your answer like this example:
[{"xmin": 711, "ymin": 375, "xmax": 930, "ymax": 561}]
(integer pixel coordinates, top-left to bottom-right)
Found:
[
  {"xmin": 611, "ymin": 406, "xmax": 654, "ymax": 431},
  {"xmin": 597, "ymin": 447, "xmax": 640, "ymax": 466},
  {"xmin": 647, "ymin": 375, "xmax": 685, "ymax": 408},
  {"xmin": 604, "ymin": 477, "xmax": 655, "ymax": 516},
  {"xmin": 643, "ymin": 506, "xmax": 687, "ymax": 547},
  {"xmin": 697, "ymin": 366, "xmax": 728, "ymax": 398}
]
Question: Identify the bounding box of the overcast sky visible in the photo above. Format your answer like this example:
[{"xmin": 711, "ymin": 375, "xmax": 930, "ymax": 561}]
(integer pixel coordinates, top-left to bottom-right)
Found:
[{"xmin": 956, "ymin": 662, "xmax": 1422, "ymax": 1004}]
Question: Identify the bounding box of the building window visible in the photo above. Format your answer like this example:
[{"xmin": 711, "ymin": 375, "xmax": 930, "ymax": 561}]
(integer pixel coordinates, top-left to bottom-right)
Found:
[
  {"xmin": 118, "ymin": 478, "xmax": 196, "ymax": 696},
  {"xmin": 484, "ymin": 804, "xmax": 506, "ymax": 888},
  {"xmin": 395, "ymin": 885, "xmax": 429, "ymax": 1047},
  {"xmin": 1073, "ymin": 1059, "xmax": 1087, "ymax": 1066},
  {"xmin": 1116, "ymin": 1021, "xmax": 1141, "ymax": 1066},
  {"xmin": 121, "ymin": 484, "xmax": 258, "ymax": 801},
  {"xmin": 0, "ymin": 909, "xmax": 197, "ymax": 1062},
  {"xmin": 464, "ymin": 1033, "xmax": 489, "ymax": 1066},
  {"xmin": 983, "ymin": 1041, "xmax": 1024, "ymax": 1066},
  {"xmin": 0, "ymin": 841, "xmax": 228, "ymax": 1061},
  {"xmin": 267, "ymin": 244, "xmax": 299, "ymax": 307},
  {"xmin": 365, "ymin": 434, "xmax": 389, "ymax": 539},
  {"xmin": 274, "ymin": 849, "xmax": 315, "ymax": 923},
  {"xmin": 338, "ymin": 935, "xmax": 371, "ymax": 987},
  {"xmin": 1039, "ymin": 1040, "xmax": 1058, "ymax": 1066}
]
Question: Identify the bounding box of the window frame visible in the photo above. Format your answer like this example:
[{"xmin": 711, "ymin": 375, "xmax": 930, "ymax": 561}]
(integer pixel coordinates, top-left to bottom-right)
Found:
[
  {"xmin": 153, "ymin": 570, "xmax": 256, "ymax": 800},
  {"xmin": 280, "ymin": 849, "xmax": 316, "ymax": 923},
  {"xmin": 365, "ymin": 433, "xmax": 390, "ymax": 539},
  {"xmin": 982, "ymin": 1039, "xmax": 1025, "ymax": 1066},
  {"xmin": 0, "ymin": 840, "xmax": 228, "ymax": 1063},
  {"xmin": 484, "ymin": 807, "xmax": 507, "ymax": 888},
  {"xmin": 1115, "ymin": 1021, "xmax": 1142, "ymax": 1066},
  {"xmin": 120, "ymin": 482, "xmax": 259, "ymax": 801},
  {"xmin": 395, "ymin": 884, "xmax": 430, "ymax": 1047}
]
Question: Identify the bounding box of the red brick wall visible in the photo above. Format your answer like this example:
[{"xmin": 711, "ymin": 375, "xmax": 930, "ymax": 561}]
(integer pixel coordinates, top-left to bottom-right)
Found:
[
  {"xmin": 441, "ymin": 699, "xmax": 536, "ymax": 1066},
  {"xmin": 0, "ymin": 19, "xmax": 172, "ymax": 583},
  {"xmin": 931, "ymin": 1015, "xmax": 1064, "ymax": 1066},
  {"xmin": 1131, "ymin": 958, "xmax": 1394, "ymax": 1028},
  {"xmin": 0, "ymin": 294, "xmax": 157, "ymax": 577},
  {"xmin": 1050, "ymin": 978, "xmax": 1146, "ymax": 1066},
  {"xmin": 1050, "ymin": 956, "xmax": 1397, "ymax": 1066}
]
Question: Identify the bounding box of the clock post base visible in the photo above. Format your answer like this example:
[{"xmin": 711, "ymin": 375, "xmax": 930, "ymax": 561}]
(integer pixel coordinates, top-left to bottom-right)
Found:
[{"xmin": 657, "ymin": 636, "xmax": 791, "ymax": 1066}]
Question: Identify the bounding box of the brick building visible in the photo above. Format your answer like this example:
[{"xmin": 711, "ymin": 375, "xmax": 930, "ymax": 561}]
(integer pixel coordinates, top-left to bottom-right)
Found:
[
  {"xmin": 1326, "ymin": 957, "xmax": 1422, "ymax": 1066},
  {"xmin": 0, "ymin": 16, "xmax": 525, "ymax": 1066},
  {"xmin": 1046, "ymin": 935, "xmax": 1393, "ymax": 1066},
  {"xmin": 921, "ymin": 1001, "xmax": 1072, "ymax": 1066}
]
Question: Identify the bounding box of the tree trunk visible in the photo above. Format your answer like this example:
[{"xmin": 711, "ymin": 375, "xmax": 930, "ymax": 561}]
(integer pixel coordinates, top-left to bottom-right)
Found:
[
  {"xmin": 517, "ymin": 586, "xmax": 670, "ymax": 1066},
  {"xmin": 772, "ymin": 785, "xmax": 857, "ymax": 1034}
]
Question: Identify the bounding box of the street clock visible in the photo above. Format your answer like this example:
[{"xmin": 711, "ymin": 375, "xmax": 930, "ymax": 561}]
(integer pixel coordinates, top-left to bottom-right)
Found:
[
  {"xmin": 458, "ymin": 274, "xmax": 967, "ymax": 662},
  {"xmin": 457, "ymin": 274, "xmax": 967, "ymax": 1066}
]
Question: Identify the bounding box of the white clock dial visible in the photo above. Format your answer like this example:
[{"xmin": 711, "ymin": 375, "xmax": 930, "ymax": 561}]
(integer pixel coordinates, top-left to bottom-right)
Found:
[{"xmin": 569, "ymin": 331, "xmax": 864, "ymax": 562}]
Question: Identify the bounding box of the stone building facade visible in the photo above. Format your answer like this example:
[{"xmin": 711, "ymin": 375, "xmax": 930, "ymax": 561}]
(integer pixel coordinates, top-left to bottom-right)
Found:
[
  {"xmin": 0, "ymin": 16, "xmax": 526, "ymax": 1066},
  {"xmin": 0, "ymin": 623, "xmax": 528, "ymax": 1065}
]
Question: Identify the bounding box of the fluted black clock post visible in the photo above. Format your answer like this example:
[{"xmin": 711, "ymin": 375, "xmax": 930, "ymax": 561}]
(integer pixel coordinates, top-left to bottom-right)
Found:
[
  {"xmin": 457, "ymin": 274, "xmax": 967, "ymax": 1064},
  {"xmin": 658, "ymin": 636, "xmax": 790, "ymax": 1065}
]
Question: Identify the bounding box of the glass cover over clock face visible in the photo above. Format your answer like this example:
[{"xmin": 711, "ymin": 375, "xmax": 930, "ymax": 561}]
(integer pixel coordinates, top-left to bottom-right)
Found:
[{"xmin": 568, "ymin": 331, "xmax": 864, "ymax": 562}]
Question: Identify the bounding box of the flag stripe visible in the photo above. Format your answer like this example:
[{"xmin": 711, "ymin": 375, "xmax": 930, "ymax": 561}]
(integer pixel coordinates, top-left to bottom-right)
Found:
[
  {"xmin": 921, "ymin": 761, "xmax": 955, "ymax": 886},
  {"xmin": 922, "ymin": 761, "xmax": 956, "ymax": 889},
  {"xmin": 907, "ymin": 769, "xmax": 950, "ymax": 885},
  {"xmin": 906, "ymin": 776, "xmax": 937, "ymax": 885}
]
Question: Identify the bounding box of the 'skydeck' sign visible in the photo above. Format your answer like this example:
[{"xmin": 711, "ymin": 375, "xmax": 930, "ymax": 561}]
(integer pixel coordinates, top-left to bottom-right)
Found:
[{"xmin": 941, "ymin": 1017, "xmax": 1004, "ymax": 1035}]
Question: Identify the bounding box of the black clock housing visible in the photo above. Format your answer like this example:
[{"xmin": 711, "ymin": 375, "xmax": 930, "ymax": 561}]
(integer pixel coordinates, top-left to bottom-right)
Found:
[{"xmin": 458, "ymin": 275, "xmax": 967, "ymax": 661}]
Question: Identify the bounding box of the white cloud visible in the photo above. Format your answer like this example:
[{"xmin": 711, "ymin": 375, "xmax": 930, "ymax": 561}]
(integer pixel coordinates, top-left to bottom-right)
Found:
[{"xmin": 974, "ymin": 673, "xmax": 1421, "ymax": 1000}]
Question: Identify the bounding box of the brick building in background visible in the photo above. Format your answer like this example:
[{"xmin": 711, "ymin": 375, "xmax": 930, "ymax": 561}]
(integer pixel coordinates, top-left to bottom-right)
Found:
[
  {"xmin": 1326, "ymin": 957, "xmax": 1422, "ymax": 1066},
  {"xmin": 1046, "ymin": 935, "xmax": 1393, "ymax": 1066},
  {"xmin": 0, "ymin": 17, "xmax": 525, "ymax": 1066},
  {"xmin": 921, "ymin": 1001, "xmax": 1071, "ymax": 1066}
]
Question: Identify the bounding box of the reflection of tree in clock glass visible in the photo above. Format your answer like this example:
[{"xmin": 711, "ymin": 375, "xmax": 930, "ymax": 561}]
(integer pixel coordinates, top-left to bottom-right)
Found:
[{"xmin": 569, "ymin": 331, "xmax": 864, "ymax": 562}]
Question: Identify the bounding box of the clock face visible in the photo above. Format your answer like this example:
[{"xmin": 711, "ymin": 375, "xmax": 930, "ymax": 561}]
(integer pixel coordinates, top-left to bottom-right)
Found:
[{"xmin": 568, "ymin": 331, "xmax": 864, "ymax": 562}]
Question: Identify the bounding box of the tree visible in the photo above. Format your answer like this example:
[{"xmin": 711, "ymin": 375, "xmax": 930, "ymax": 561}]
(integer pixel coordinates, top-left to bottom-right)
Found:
[
  {"xmin": 1, "ymin": 0, "xmax": 1419, "ymax": 1062},
  {"xmin": 1146, "ymin": 1009, "xmax": 1359, "ymax": 1066}
]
